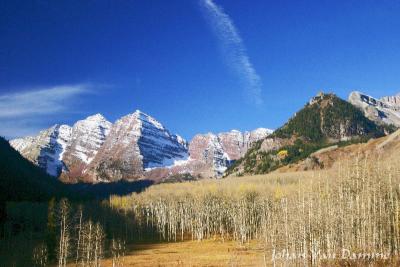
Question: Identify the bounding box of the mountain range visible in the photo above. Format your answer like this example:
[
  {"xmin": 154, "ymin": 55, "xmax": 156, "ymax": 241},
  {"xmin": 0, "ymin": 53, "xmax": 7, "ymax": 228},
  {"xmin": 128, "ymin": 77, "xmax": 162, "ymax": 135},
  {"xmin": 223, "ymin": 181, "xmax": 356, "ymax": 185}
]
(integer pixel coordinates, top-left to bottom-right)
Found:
[
  {"xmin": 10, "ymin": 110, "xmax": 272, "ymax": 183},
  {"xmin": 9, "ymin": 90, "xmax": 399, "ymax": 183}
]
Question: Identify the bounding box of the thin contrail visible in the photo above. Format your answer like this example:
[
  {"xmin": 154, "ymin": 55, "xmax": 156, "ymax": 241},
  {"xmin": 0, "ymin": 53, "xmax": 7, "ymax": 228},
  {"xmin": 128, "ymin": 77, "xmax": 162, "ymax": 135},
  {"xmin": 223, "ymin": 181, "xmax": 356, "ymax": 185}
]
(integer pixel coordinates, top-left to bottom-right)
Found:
[{"xmin": 200, "ymin": 0, "xmax": 263, "ymax": 106}]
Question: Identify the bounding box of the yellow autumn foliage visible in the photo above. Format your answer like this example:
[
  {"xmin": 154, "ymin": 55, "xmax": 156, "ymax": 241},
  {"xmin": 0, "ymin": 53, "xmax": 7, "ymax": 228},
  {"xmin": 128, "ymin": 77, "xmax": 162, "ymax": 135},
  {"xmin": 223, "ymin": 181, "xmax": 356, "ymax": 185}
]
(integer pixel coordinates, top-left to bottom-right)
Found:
[{"xmin": 277, "ymin": 150, "xmax": 288, "ymax": 159}]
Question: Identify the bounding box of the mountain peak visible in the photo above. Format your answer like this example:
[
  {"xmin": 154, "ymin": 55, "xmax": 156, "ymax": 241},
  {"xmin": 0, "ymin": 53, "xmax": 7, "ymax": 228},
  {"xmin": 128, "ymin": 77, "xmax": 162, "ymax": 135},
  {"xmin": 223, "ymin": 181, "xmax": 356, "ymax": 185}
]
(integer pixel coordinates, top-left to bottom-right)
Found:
[
  {"xmin": 133, "ymin": 109, "xmax": 144, "ymax": 115},
  {"xmin": 128, "ymin": 110, "xmax": 164, "ymax": 130},
  {"xmin": 276, "ymin": 93, "xmax": 384, "ymax": 142},
  {"xmin": 133, "ymin": 109, "xmax": 152, "ymax": 118},
  {"xmin": 85, "ymin": 113, "xmax": 107, "ymax": 121},
  {"xmin": 308, "ymin": 92, "xmax": 336, "ymax": 106}
]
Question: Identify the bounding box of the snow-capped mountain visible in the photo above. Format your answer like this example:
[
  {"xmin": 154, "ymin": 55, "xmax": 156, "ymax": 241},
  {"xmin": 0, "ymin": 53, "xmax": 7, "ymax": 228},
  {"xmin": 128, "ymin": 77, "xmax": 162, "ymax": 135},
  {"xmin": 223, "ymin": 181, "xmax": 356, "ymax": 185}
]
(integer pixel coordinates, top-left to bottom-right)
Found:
[
  {"xmin": 84, "ymin": 110, "xmax": 189, "ymax": 182},
  {"xmin": 349, "ymin": 91, "xmax": 400, "ymax": 127},
  {"xmin": 10, "ymin": 124, "xmax": 72, "ymax": 176},
  {"xmin": 10, "ymin": 114, "xmax": 112, "ymax": 179},
  {"xmin": 11, "ymin": 110, "xmax": 272, "ymax": 183}
]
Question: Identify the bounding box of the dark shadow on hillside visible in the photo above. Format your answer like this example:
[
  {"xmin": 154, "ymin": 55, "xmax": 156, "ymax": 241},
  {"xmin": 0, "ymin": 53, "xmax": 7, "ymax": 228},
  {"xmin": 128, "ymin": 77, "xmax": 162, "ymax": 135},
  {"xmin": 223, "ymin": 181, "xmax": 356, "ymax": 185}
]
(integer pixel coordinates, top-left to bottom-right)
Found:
[{"xmin": 67, "ymin": 179, "xmax": 154, "ymax": 200}]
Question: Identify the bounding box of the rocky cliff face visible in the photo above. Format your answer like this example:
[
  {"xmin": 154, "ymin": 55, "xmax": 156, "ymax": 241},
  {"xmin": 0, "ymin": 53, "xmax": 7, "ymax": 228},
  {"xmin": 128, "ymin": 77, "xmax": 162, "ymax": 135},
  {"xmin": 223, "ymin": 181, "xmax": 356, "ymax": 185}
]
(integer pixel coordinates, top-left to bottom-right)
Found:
[{"xmin": 349, "ymin": 91, "xmax": 400, "ymax": 127}]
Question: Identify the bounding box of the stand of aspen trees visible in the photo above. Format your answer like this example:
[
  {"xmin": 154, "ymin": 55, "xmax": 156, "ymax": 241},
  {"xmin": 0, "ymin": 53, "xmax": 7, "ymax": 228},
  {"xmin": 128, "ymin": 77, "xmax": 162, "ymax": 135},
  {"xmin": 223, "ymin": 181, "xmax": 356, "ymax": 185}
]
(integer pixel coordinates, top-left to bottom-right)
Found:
[
  {"xmin": 28, "ymin": 199, "xmax": 127, "ymax": 267},
  {"xmin": 110, "ymin": 155, "xmax": 400, "ymax": 265},
  {"xmin": 52, "ymin": 200, "xmax": 107, "ymax": 267}
]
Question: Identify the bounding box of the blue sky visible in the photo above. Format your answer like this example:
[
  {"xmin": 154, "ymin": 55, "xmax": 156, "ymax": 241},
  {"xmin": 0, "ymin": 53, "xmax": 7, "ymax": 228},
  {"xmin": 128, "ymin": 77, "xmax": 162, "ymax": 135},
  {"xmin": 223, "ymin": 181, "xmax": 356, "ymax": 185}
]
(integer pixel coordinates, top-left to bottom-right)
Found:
[{"xmin": 1, "ymin": 0, "xmax": 400, "ymax": 139}]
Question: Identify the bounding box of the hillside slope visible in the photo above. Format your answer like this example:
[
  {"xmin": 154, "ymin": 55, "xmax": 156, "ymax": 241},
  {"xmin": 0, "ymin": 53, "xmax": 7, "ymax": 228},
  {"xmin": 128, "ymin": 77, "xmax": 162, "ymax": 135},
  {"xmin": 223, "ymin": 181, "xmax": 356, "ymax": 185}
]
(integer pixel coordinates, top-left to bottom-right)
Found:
[
  {"xmin": 227, "ymin": 92, "xmax": 389, "ymax": 176},
  {"xmin": 276, "ymin": 129, "xmax": 400, "ymax": 173}
]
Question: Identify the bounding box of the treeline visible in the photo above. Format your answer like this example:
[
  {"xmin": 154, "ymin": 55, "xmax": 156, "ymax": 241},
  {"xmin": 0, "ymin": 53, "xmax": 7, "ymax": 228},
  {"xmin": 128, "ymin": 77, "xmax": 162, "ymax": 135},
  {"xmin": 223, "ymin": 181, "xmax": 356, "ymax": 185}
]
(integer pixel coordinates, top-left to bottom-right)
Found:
[{"xmin": 110, "ymin": 155, "xmax": 400, "ymax": 265}]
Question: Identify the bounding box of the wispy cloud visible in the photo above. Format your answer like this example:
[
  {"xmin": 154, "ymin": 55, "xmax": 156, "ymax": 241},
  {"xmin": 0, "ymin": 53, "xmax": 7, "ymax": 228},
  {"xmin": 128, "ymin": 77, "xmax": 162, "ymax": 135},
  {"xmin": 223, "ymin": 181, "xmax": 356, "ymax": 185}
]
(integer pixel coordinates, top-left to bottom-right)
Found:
[
  {"xmin": 0, "ymin": 84, "xmax": 90, "ymax": 138},
  {"xmin": 200, "ymin": 0, "xmax": 263, "ymax": 106},
  {"xmin": 0, "ymin": 84, "xmax": 89, "ymax": 118}
]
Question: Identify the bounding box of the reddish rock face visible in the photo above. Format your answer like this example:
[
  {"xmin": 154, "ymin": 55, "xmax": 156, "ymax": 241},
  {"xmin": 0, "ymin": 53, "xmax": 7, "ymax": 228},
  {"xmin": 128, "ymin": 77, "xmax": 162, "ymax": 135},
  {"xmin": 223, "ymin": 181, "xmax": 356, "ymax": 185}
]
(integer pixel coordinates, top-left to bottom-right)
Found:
[
  {"xmin": 188, "ymin": 133, "xmax": 221, "ymax": 163},
  {"xmin": 218, "ymin": 131, "xmax": 245, "ymax": 160}
]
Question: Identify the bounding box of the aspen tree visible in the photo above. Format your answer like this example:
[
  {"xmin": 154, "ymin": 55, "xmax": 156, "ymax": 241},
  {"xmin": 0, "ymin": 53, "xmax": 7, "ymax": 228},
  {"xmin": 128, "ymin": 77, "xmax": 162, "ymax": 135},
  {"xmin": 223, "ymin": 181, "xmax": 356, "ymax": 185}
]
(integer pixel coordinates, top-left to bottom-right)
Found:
[
  {"xmin": 93, "ymin": 222, "xmax": 105, "ymax": 267},
  {"xmin": 75, "ymin": 206, "xmax": 83, "ymax": 266},
  {"xmin": 57, "ymin": 199, "xmax": 70, "ymax": 267}
]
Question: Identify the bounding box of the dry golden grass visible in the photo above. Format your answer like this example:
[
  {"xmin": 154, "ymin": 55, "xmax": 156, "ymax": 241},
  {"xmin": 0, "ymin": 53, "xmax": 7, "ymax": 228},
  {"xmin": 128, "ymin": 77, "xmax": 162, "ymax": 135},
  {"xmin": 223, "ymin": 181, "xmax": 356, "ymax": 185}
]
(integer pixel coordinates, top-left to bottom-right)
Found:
[
  {"xmin": 277, "ymin": 130, "xmax": 400, "ymax": 173},
  {"xmin": 67, "ymin": 240, "xmax": 266, "ymax": 267},
  {"xmin": 66, "ymin": 238, "xmax": 400, "ymax": 267}
]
